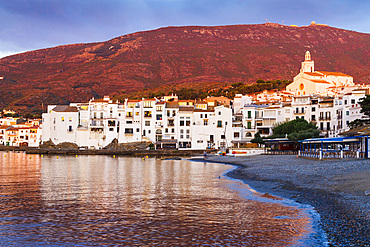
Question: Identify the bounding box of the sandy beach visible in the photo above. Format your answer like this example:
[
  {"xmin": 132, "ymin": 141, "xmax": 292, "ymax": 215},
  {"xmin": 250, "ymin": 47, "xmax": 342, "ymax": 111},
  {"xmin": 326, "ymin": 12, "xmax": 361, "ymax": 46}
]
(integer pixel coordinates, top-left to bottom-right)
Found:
[{"xmin": 191, "ymin": 154, "xmax": 370, "ymax": 246}]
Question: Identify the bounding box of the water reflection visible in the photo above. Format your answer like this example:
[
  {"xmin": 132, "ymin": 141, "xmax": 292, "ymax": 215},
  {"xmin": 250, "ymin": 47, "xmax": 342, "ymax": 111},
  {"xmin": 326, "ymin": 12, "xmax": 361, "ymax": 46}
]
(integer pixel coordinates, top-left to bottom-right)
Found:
[{"xmin": 0, "ymin": 152, "xmax": 313, "ymax": 246}]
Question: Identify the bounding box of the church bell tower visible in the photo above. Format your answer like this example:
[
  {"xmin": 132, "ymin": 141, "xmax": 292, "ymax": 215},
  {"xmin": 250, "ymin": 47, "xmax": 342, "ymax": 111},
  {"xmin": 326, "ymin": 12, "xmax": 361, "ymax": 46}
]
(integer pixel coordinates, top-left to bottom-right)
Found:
[{"xmin": 300, "ymin": 51, "xmax": 315, "ymax": 73}]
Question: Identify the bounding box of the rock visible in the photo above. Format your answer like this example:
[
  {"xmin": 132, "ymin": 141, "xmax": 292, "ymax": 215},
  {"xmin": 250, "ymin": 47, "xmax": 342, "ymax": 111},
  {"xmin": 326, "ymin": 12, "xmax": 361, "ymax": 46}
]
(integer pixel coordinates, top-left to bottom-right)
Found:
[
  {"xmin": 39, "ymin": 139, "xmax": 56, "ymax": 149},
  {"xmin": 55, "ymin": 142, "xmax": 79, "ymax": 149}
]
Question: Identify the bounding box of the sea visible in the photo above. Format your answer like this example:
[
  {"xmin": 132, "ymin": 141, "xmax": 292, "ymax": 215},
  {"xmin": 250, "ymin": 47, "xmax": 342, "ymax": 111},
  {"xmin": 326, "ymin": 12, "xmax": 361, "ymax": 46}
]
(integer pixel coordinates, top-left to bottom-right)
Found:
[{"xmin": 0, "ymin": 151, "xmax": 327, "ymax": 246}]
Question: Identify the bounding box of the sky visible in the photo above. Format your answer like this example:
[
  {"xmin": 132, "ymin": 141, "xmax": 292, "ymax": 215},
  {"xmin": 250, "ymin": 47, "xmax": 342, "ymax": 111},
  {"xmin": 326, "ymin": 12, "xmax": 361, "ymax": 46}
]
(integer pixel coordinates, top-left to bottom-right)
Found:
[{"xmin": 0, "ymin": 0, "xmax": 369, "ymax": 58}]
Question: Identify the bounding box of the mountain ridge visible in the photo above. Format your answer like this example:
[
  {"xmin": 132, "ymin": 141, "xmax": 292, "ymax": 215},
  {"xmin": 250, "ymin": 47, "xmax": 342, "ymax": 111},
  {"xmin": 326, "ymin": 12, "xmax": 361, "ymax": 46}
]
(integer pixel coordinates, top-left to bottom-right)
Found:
[{"xmin": 0, "ymin": 23, "xmax": 369, "ymax": 114}]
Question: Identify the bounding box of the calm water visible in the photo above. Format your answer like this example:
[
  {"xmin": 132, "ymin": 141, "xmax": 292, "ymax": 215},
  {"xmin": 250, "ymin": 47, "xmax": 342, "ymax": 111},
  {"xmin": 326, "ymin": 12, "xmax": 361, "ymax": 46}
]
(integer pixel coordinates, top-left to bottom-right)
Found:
[{"xmin": 0, "ymin": 152, "xmax": 325, "ymax": 246}]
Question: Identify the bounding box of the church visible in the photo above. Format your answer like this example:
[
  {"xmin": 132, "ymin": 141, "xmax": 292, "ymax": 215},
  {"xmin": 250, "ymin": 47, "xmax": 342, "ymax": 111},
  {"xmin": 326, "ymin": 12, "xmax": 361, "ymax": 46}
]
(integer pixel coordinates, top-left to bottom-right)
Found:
[{"xmin": 286, "ymin": 51, "xmax": 355, "ymax": 96}]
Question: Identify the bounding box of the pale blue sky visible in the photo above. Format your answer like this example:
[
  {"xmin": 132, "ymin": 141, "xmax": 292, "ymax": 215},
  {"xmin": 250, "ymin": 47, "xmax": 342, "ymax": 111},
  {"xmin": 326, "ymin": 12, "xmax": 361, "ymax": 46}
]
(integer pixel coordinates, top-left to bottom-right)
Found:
[{"xmin": 0, "ymin": 0, "xmax": 369, "ymax": 58}]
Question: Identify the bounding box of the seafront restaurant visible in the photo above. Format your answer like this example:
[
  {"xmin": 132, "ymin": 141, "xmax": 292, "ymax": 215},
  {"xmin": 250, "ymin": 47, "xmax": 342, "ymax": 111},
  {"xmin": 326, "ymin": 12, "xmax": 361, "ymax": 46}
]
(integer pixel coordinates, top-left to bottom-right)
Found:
[
  {"xmin": 264, "ymin": 138, "xmax": 299, "ymax": 154},
  {"xmin": 299, "ymin": 136, "xmax": 369, "ymax": 159}
]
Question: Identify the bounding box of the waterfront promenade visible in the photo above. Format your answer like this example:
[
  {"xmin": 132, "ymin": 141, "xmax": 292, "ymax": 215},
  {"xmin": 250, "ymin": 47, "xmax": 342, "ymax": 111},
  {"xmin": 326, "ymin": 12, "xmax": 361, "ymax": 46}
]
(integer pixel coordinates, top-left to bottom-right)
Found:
[{"xmin": 191, "ymin": 155, "xmax": 370, "ymax": 246}]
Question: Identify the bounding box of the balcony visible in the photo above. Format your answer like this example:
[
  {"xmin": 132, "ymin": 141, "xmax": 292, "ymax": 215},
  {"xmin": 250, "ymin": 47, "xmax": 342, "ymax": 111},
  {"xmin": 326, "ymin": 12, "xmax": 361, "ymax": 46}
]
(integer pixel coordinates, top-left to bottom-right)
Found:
[
  {"xmin": 294, "ymin": 110, "xmax": 306, "ymax": 114},
  {"xmin": 90, "ymin": 121, "xmax": 104, "ymax": 128},
  {"xmin": 319, "ymin": 117, "xmax": 331, "ymax": 121}
]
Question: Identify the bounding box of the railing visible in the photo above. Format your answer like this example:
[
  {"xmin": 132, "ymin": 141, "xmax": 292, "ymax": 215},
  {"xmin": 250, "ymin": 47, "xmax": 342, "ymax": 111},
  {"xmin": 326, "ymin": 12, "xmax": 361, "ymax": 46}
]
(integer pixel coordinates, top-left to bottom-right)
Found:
[
  {"xmin": 299, "ymin": 150, "xmax": 366, "ymax": 159},
  {"xmin": 319, "ymin": 117, "xmax": 331, "ymax": 120},
  {"xmin": 265, "ymin": 150, "xmax": 298, "ymax": 155}
]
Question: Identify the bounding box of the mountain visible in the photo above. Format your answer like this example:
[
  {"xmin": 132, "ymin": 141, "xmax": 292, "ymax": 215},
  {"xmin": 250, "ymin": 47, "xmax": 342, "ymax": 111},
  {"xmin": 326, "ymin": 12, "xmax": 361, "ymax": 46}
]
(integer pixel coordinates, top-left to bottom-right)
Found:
[{"xmin": 0, "ymin": 23, "xmax": 369, "ymax": 114}]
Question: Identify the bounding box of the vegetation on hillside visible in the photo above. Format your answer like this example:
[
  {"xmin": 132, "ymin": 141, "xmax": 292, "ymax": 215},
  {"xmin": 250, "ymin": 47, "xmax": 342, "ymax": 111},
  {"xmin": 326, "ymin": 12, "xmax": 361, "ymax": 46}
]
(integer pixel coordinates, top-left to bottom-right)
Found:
[{"xmin": 145, "ymin": 79, "xmax": 291, "ymax": 100}]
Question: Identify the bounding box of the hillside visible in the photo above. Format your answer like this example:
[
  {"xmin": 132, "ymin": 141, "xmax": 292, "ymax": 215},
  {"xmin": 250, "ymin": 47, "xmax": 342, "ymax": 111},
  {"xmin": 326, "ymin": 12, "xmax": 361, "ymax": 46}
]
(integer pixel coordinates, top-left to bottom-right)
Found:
[{"xmin": 0, "ymin": 23, "xmax": 369, "ymax": 114}]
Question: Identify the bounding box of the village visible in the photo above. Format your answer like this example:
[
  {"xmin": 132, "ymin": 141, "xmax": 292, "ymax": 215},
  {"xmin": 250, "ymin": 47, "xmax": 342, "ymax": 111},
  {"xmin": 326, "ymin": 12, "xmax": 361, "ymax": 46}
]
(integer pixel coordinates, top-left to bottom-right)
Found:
[{"xmin": 1, "ymin": 52, "xmax": 369, "ymax": 152}]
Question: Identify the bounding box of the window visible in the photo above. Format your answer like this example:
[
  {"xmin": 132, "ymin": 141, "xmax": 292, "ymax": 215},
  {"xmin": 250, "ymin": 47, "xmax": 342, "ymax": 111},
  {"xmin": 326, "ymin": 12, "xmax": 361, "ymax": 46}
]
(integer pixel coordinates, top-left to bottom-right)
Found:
[
  {"xmin": 136, "ymin": 112, "xmax": 139, "ymax": 116},
  {"xmin": 204, "ymin": 120, "xmax": 208, "ymax": 125},
  {"xmin": 180, "ymin": 135, "xmax": 184, "ymax": 139},
  {"xmin": 167, "ymin": 110, "xmax": 170, "ymax": 117},
  {"xmin": 156, "ymin": 114, "xmax": 162, "ymax": 120},
  {"xmin": 346, "ymin": 111, "xmax": 349, "ymax": 116},
  {"xmin": 312, "ymin": 107, "xmax": 315, "ymax": 112},
  {"xmin": 248, "ymin": 111, "xmax": 251, "ymax": 118},
  {"xmin": 246, "ymin": 132, "xmax": 252, "ymax": 137},
  {"xmin": 171, "ymin": 128, "xmax": 175, "ymax": 133},
  {"xmin": 144, "ymin": 111, "xmax": 152, "ymax": 117},
  {"xmin": 69, "ymin": 117, "xmax": 72, "ymax": 122},
  {"xmin": 145, "ymin": 121, "xmax": 150, "ymax": 126},
  {"xmin": 180, "ymin": 120, "xmax": 185, "ymax": 126},
  {"xmin": 234, "ymin": 132, "xmax": 240, "ymax": 138},
  {"xmin": 186, "ymin": 130, "xmax": 190, "ymax": 134},
  {"xmin": 311, "ymin": 115, "xmax": 316, "ymax": 121},
  {"xmin": 168, "ymin": 120, "xmax": 174, "ymax": 126},
  {"xmin": 172, "ymin": 110, "xmax": 176, "ymax": 116},
  {"xmin": 180, "ymin": 129, "xmax": 184, "ymax": 134},
  {"xmin": 186, "ymin": 120, "xmax": 191, "ymax": 126},
  {"xmin": 351, "ymin": 99, "xmax": 355, "ymax": 104},
  {"xmin": 126, "ymin": 112, "xmax": 132, "ymax": 117},
  {"xmin": 217, "ymin": 121, "xmax": 222, "ymax": 128},
  {"xmin": 68, "ymin": 126, "xmax": 72, "ymax": 132},
  {"xmin": 218, "ymin": 112, "xmax": 221, "ymax": 115},
  {"xmin": 327, "ymin": 122, "xmax": 330, "ymax": 130},
  {"xmin": 100, "ymin": 112, "xmax": 103, "ymax": 119},
  {"xmin": 221, "ymin": 135, "xmax": 225, "ymax": 139},
  {"xmin": 200, "ymin": 114, "xmax": 203, "ymax": 118},
  {"xmin": 344, "ymin": 100, "xmax": 347, "ymax": 105},
  {"xmin": 109, "ymin": 128, "xmax": 114, "ymax": 131},
  {"xmin": 136, "ymin": 128, "xmax": 140, "ymax": 132},
  {"xmin": 205, "ymin": 114, "xmax": 208, "ymax": 118},
  {"xmin": 156, "ymin": 106, "xmax": 163, "ymax": 111},
  {"xmin": 247, "ymin": 121, "xmax": 251, "ymax": 129},
  {"xmin": 165, "ymin": 128, "xmax": 168, "ymax": 133},
  {"xmin": 320, "ymin": 122, "xmax": 324, "ymax": 130},
  {"xmin": 125, "ymin": 128, "xmax": 133, "ymax": 134},
  {"xmin": 148, "ymin": 130, "xmax": 151, "ymax": 134},
  {"xmin": 108, "ymin": 120, "xmax": 115, "ymax": 126},
  {"xmin": 61, "ymin": 117, "xmax": 65, "ymax": 122},
  {"xmin": 186, "ymin": 135, "xmax": 189, "ymax": 139}
]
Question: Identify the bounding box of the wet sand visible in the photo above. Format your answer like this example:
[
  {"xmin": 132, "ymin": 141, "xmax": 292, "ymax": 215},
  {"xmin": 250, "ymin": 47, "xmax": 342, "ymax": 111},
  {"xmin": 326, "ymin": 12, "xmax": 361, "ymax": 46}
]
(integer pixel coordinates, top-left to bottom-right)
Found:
[{"xmin": 191, "ymin": 155, "xmax": 370, "ymax": 246}]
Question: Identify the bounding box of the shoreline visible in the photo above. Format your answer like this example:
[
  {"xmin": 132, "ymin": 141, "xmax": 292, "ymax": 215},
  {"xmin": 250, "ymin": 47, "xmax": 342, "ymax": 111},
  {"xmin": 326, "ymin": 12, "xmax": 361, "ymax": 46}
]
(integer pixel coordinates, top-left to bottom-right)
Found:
[
  {"xmin": 0, "ymin": 146, "xmax": 205, "ymax": 157},
  {"xmin": 190, "ymin": 155, "xmax": 370, "ymax": 246}
]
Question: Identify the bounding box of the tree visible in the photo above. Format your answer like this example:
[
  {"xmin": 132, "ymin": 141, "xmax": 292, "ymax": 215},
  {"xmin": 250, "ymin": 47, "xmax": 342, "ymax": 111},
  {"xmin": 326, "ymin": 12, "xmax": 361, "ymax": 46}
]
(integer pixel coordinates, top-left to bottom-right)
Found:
[
  {"xmin": 359, "ymin": 95, "xmax": 370, "ymax": 117},
  {"xmin": 272, "ymin": 118, "xmax": 319, "ymax": 141},
  {"xmin": 348, "ymin": 95, "xmax": 370, "ymax": 129},
  {"xmin": 251, "ymin": 132, "xmax": 264, "ymax": 144}
]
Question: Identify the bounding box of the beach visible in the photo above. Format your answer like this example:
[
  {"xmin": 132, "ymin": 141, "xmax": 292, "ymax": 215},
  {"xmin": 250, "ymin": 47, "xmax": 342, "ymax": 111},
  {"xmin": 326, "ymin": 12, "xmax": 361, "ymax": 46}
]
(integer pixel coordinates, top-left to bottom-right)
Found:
[{"xmin": 191, "ymin": 155, "xmax": 370, "ymax": 246}]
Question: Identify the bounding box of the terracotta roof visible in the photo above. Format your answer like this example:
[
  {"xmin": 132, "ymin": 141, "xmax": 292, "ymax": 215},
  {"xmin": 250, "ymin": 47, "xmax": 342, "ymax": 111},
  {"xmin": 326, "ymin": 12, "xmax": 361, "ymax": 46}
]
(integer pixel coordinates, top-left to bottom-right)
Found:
[
  {"xmin": 52, "ymin": 105, "xmax": 79, "ymax": 112},
  {"xmin": 194, "ymin": 109, "xmax": 214, "ymax": 112},
  {"xmin": 0, "ymin": 125, "xmax": 11, "ymax": 129},
  {"xmin": 91, "ymin": 100, "xmax": 109, "ymax": 103},
  {"xmin": 340, "ymin": 124, "xmax": 370, "ymax": 136},
  {"xmin": 165, "ymin": 102, "xmax": 179, "ymax": 108},
  {"xmin": 179, "ymin": 106, "xmax": 194, "ymax": 112},
  {"xmin": 304, "ymin": 72, "xmax": 323, "ymax": 76},
  {"xmin": 316, "ymin": 71, "xmax": 351, "ymax": 77},
  {"xmin": 310, "ymin": 80, "xmax": 331, "ymax": 84},
  {"xmin": 6, "ymin": 127, "xmax": 20, "ymax": 131}
]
